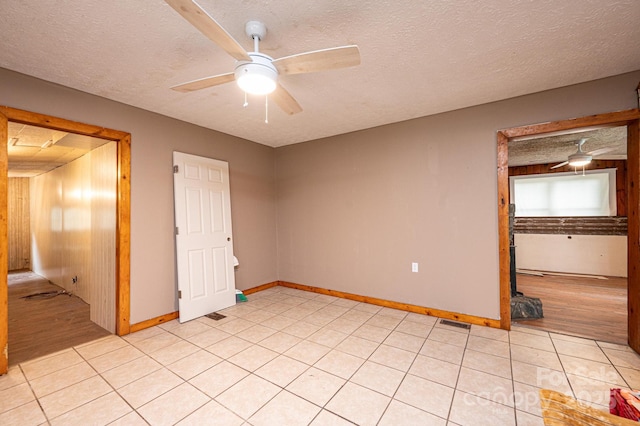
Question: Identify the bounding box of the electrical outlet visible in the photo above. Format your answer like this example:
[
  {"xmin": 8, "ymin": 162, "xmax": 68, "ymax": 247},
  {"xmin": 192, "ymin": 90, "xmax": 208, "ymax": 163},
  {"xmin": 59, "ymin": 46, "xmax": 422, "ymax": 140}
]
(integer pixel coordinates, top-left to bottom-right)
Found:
[{"xmin": 411, "ymin": 262, "xmax": 419, "ymax": 273}]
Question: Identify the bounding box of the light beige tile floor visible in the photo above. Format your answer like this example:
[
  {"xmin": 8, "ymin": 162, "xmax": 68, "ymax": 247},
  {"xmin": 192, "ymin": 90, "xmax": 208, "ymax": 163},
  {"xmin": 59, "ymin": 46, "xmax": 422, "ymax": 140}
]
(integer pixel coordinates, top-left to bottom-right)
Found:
[{"xmin": 2, "ymin": 285, "xmax": 640, "ymax": 425}]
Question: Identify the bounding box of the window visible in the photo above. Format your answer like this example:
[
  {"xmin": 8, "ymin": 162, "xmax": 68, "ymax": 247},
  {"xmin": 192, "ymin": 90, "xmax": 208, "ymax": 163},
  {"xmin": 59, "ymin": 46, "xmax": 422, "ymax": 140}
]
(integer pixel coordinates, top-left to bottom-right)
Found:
[{"xmin": 509, "ymin": 169, "xmax": 616, "ymax": 217}]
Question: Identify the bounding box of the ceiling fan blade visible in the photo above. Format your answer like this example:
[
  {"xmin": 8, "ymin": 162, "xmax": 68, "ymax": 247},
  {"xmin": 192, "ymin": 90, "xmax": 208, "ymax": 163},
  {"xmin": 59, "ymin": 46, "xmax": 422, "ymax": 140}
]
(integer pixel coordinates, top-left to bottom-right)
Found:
[
  {"xmin": 171, "ymin": 72, "xmax": 235, "ymax": 92},
  {"xmin": 550, "ymin": 161, "xmax": 569, "ymax": 169},
  {"xmin": 588, "ymin": 147, "xmax": 616, "ymax": 157},
  {"xmin": 273, "ymin": 45, "xmax": 360, "ymax": 75},
  {"xmin": 271, "ymin": 84, "xmax": 302, "ymax": 115},
  {"xmin": 165, "ymin": 0, "xmax": 251, "ymax": 61}
]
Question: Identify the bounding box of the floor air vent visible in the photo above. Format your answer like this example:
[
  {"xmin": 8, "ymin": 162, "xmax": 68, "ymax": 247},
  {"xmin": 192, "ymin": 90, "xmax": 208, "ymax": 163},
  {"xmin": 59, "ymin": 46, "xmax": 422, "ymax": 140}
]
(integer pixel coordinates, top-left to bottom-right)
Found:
[
  {"xmin": 205, "ymin": 312, "xmax": 226, "ymax": 321},
  {"xmin": 439, "ymin": 319, "xmax": 471, "ymax": 330}
]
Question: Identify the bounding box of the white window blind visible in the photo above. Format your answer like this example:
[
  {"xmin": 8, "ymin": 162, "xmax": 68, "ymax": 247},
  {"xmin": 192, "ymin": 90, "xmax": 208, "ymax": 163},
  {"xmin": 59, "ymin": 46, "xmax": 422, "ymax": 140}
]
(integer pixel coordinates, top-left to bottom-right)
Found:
[{"xmin": 509, "ymin": 169, "xmax": 616, "ymax": 217}]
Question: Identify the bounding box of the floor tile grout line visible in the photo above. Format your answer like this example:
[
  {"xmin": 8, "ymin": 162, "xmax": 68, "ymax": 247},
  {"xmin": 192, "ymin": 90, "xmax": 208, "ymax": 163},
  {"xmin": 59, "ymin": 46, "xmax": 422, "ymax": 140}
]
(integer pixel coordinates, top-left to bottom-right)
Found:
[
  {"xmin": 375, "ymin": 320, "xmax": 449, "ymax": 424},
  {"xmin": 597, "ymin": 340, "xmax": 635, "ymax": 390},
  {"xmin": 18, "ymin": 363, "xmax": 49, "ymax": 424},
  {"xmin": 508, "ymin": 324, "xmax": 520, "ymax": 425},
  {"xmin": 77, "ymin": 343, "xmax": 144, "ymax": 425},
  {"xmin": 443, "ymin": 324, "xmax": 471, "ymax": 424}
]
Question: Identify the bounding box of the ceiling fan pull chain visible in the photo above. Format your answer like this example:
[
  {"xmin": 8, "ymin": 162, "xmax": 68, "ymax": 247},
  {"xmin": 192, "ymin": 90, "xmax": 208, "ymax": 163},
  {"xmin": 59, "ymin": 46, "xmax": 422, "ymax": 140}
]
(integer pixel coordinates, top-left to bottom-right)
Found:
[
  {"xmin": 243, "ymin": 91, "xmax": 248, "ymax": 107},
  {"xmin": 265, "ymin": 96, "xmax": 269, "ymax": 124}
]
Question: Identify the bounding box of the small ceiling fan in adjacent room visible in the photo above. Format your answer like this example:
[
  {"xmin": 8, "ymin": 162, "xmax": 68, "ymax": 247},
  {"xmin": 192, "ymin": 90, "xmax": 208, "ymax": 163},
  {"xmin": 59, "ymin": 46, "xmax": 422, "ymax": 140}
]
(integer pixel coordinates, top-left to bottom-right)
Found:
[
  {"xmin": 550, "ymin": 138, "xmax": 615, "ymax": 172},
  {"xmin": 165, "ymin": 0, "xmax": 361, "ymax": 119}
]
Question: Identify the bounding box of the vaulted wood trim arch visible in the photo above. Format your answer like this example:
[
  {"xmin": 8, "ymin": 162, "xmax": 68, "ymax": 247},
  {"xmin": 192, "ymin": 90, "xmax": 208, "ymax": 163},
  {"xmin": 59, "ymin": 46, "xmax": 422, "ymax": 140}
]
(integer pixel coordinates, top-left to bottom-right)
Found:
[
  {"xmin": 497, "ymin": 109, "xmax": 640, "ymax": 352},
  {"xmin": 0, "ymin": 107, "xmax": 131, "ymax": 374}
]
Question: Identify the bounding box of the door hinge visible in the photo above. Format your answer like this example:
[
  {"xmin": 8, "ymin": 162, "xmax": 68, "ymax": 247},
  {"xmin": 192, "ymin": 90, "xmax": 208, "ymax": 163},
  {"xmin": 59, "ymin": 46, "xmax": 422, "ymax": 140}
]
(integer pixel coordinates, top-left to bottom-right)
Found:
[
  {"xmin": 178, "ymin": 290, "xmax": 182, "ymax": 299},
  {"xmin": 175, "ymin": 226, "xmax": 179, "ymax": 235},
  {"xmin": 173, "ymin": 165, "xmax": 179, "ymax": 173}
]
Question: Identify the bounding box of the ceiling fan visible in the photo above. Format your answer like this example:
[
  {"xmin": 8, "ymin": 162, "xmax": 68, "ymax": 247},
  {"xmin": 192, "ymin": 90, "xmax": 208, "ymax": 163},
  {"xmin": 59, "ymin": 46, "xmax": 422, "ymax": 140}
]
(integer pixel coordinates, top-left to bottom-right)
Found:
[
  {"xmin": 165, "ymin": 0, "xmax": 361, "ymax": 116},
  {"xmin": 550, "ymin": 138, "xmax": 615, "ymax": 170}
]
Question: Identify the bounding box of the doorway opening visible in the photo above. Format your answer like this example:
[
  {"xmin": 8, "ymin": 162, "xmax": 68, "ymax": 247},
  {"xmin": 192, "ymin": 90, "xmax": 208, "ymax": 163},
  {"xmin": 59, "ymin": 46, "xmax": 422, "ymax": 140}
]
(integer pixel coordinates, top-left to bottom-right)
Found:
[
  {"xmin": 497, "ymin": 109, "xmax": 640, "ymax": 351},
  {"xmin": 507, "ymin": 127, "xmax": 628, "ymax": 344},
  {"xmin": 0, "ymin": 107, "xmax": 131, "ymax": 374}
]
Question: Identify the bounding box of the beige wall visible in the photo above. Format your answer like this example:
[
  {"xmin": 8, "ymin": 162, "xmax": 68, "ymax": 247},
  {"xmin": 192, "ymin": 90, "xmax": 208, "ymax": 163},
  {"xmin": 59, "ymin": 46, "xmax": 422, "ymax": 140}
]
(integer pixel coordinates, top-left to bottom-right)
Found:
[
  {"xmin": 275, "ymin": 70, "xmax": 640, "ymax": 320},
  {"xmin": 1, "ymin": 67, "xmax": 278, "ymax": 324},
  {"xmin": 2, "ymin": 66, "xmax": 638, "ymax": 324},
  {"xmin": 30, "ymin": 142, "xmax": 117, "ymax": 332}
]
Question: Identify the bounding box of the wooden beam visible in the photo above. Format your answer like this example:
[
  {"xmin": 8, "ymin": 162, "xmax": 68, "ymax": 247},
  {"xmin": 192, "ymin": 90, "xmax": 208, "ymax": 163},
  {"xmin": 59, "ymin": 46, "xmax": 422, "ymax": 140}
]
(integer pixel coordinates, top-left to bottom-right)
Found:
[
  {"xmin": 0, "ymin": 112, "xmax": 8, "ymax": 375},
  {"xmin": 497, "ymin": 131, "xmax": 511, "ymax": 330},
  {"xmin": 0, "ymin": 106, "xmax": 128, "ymax": 141},
  {"xmin": 513, "ymin": 216, "xmax": 627, "ymax": 236},
  {"xmin": 500, "ymin": 109, "xmax": 640, "ymax": 139},
  {"xmin": 628, "ymin": 119, "xmax": 640, "ymax": 351}
]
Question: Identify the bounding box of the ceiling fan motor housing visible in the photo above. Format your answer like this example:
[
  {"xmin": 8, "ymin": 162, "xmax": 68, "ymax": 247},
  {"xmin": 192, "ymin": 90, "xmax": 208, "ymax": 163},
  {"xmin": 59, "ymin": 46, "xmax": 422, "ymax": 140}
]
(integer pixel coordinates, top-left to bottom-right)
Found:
[
  {"xmin": 568, "ymin": 152, "xmax": 592, "ymax": 167},
  {"xmin": 235, "ymin": 53, "xmax": 278, "ymax": 95},
  {"xmin": 568, "ymin": 138, "xmax": 592, "ymax": 167}
]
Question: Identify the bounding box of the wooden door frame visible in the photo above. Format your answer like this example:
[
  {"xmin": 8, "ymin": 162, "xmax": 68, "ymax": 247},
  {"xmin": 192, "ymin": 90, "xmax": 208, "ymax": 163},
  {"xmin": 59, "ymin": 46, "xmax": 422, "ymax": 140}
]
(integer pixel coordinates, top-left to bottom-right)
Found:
[
  {"xmin": 0, "ymin": 107, "xmax": 131, "ymax": 374},
  {"xmin": 496, "ymin": 109, "xmax": 640, "ymax": 348}
]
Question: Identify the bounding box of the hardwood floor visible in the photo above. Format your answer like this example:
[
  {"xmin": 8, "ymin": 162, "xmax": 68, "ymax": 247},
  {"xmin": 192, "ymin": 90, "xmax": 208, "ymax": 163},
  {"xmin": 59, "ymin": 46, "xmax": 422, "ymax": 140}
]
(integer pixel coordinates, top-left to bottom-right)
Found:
[
  {"xmin": 8, "ymin": 271, "xmax": 111, "ymax": 365},
  {"xmin": 514, "ymin": 272, "xmax": 627, "ymax": 345}
]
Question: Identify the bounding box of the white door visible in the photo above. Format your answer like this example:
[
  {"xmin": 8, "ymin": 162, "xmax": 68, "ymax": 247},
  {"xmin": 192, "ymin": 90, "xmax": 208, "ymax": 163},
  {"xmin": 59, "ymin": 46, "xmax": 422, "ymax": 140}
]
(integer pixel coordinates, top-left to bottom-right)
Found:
[{"xmin": 173, "ymin": 152, "xmax": 236, "ymax": 323}]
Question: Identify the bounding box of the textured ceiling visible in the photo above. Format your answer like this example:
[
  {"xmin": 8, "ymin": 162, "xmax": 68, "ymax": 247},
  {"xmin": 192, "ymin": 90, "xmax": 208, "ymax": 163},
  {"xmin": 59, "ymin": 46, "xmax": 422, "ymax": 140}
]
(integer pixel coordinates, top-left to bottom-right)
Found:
[
  {"xmin": 509, "ymin": 126, "xmax": 627, "ymax": 167},
  {"xmin": 1, "ymin": 1, "xmax": 639, "ymax": 148}
]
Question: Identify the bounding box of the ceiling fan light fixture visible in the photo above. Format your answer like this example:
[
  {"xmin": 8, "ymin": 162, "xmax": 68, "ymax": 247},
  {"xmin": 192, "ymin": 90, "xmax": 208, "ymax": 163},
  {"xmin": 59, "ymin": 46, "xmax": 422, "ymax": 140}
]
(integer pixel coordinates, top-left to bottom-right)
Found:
[
  {"xmin": 235, "ymin": 53, "xmax": 277, "ymax": 95},
  {"xmin": 568, "ymin": 152, "xmax": 592, "ymax": 167}
]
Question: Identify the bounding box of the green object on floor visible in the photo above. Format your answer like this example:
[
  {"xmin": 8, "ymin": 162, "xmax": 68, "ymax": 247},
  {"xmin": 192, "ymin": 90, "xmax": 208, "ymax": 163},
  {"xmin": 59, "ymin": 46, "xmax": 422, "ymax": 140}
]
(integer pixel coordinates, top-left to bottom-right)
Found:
[{"xmin": 235, "ymin": 290, "xmax": 248, "ymax": 302}]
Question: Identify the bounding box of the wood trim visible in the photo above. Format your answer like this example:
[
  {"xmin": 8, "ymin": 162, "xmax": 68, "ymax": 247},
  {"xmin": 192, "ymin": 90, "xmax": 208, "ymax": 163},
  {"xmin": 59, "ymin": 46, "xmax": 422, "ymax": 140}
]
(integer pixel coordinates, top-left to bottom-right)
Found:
[
  {"xmin": 500, "ymin": 109, "xmax": 640, "ymax": 139},
  {"xmin": 497, "ymin": 109, "xmax": 640, "ymax": 347},
  {"xmin": 0, "ymin": 112, "xmax": 8, "ymax": 374},
  {"xmin": 242, "ymin": 281, "xmax": 279, "ymax": 295},
  {"xmin": 278, "ymin": 281, "xmax": 501, "ymax": 328},
  {"xmin": 497, "ymin": 131, "xmax": 511, "ymax": 330},
  {"xmin": 116, "ymin": 134, "xmax": 131, "ymax": 335},
  {"xmin": 0, "ymin": 107, "xmax": 131, "ymax": 374},
  {"xmin": 130, "ymin": 312, "xmax": 179, "ymax": 333},
  {"xmin": 628, "ymin": 119, "xmax": 640, "ymax": 351},
  {"xmin": 0, "ymin": 106, "xmax": 129, "ymax": 141}
]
